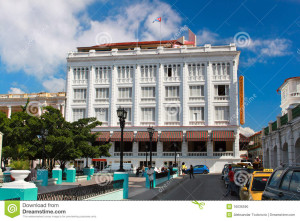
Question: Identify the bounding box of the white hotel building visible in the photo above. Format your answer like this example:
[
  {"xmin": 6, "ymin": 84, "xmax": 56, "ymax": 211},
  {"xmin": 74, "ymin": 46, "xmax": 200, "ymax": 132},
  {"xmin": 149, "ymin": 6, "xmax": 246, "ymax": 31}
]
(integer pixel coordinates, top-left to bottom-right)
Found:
[{"xmin": 65, "ymin": 38, "xmax": 248, "ymax": 172}]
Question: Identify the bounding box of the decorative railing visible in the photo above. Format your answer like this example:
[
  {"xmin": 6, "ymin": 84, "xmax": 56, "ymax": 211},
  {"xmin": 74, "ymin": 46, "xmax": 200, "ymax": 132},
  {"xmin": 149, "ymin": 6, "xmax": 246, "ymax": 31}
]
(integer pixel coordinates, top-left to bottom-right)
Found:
[
  {"xmin": 95, "ymin": 78, "xmax": 109, "ymax": 84},
  {"xmin": 292, "ymin": 104, "xmax": 300, "ymax": 119},
  {"xmin": 189, "ymin": 121, "xmax": 205, "ymax": 126},
  {"xmin": 272, "ymin": 121, "xmax": 277, "ymax": 131},
  {"xmin": 37, "ymin": 180, "xmax": 124, "ymax": 201},
  {"xmin": 162, "ymin": 152, "xmax": 182, "ymax": 157},
  {"xmin": 214, "ymin": 120, "xmax": 229, "ymax": 126},
  {"xmin": 95, "ymin": 98, "xmax": 109, "ymax": 103},
  {"xmin": 73, "ymin": 80, "xmax": 88, "ymax": 85},
  {"xmin": 101, "ymin": 122, "xmax": 108, "ymax": 126},
  {"xmin": 189, "ymin": 97, "xmax": 205, "ymax": 102},
  {"xmin": 164, "ymin": 121, "xmax": 180, "ymax": 126},
  {"xmin": 141, "ymin": 98, "xmax": 156, "ymax": 102},
  {"xmin": 290, "ymin": 92, "xmax": 300, "ymax": 97},
  {"xmin": 140, "ymin": 77, "xmax": 156, "ymax": 83},
  {"xmin": 280, "ymin": 114, "xmax": 288, "ymax": 126},
  {"xmin": 165, "ymin": 97, "xmax": 180, "ymax": 102},
  {"xmin": 117, "ymin": 78, "xmax": 133, "ymax": 83},
  {"xmin": 117, "ymin": 98, "xmax": 132, "ymax": 103},
  {"xmin": 213, "ymin": 152, "xmax": 233, "ymax": 157},
  {"xmin": 188, "ymin": 152, "xmax": 207, "ymax": 156},
  {"xmin": 117, "ymin": 121, "xmax": 131, "ymax": 126},
  {"xmin": 73, "ymin": 99, "xmax": 86, "ymax": 103},
  {"xmin": 114, "ymin": 152, "xmax": 133, "ymax": 156},
  {"xmin": 138, "ymin": 152, "xmax": 158, "ymax": 156},
  {"xmin": 214, "ymin": 96, "xmax": 229, "ymax": 101},
  {"xmin": 212, "ymin": 75, "xmax": 230, "ymax": 81},
  {"xmin": 164, "ymin": 77, "xmax": 180, "ymax": 82},
  {"xmin": 188, "ymin": 76, "xmax": 205, "ymax": 81},
  {"xmin": 140, "ymin": 122, "xmax": 155, "ymax": 126}
]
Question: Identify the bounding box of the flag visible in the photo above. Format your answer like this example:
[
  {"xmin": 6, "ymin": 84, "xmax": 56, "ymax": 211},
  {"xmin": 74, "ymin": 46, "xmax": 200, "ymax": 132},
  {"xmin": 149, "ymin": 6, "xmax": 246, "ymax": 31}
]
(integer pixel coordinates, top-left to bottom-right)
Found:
[{"xmin": 153, "ymin": 17, "xmax": 161, "ymax": 23}]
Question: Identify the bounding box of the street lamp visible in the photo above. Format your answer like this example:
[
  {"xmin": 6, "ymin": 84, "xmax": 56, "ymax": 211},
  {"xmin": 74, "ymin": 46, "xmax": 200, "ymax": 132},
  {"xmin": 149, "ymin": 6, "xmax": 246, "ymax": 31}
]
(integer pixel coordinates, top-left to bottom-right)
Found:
[
  {"xmin": 117, "ymin": 107, "xmax": 127, "ymax": 172},
  {"xmin": 147, "ymin": 126, "xmax": 155, "ymax": 167},
  {"xmin": 40, "ymin": 128, "xmax": 48, "ymax": 168},
  {"xmin": 174, "ymin": 142, "xmax": 177, "ymax": 167}
]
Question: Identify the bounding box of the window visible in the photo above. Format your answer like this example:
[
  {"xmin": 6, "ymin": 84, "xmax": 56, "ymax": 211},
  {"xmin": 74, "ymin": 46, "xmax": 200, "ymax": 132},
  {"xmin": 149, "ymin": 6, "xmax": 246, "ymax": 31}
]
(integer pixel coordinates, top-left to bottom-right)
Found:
[
  {"xmin": 73, "ymin": 109, "xmax": 85, "ymax": 121},
  {"xmin": 163, "ymin": 142, "xmax": 182, "ymax": 152},
  {"xmin": 268, "ymin": 170, "xmax": 284, "ymax": 187},
  {"xmin": 165, "ymin": 86, "xmax": 179, "ymax": 98},
  {"xmin": 164, "ymin": 64, "xmax": 180, "ymax": 77},
  {"xmin": 115, "ymin": 142, "xmax": 133, "ymax": 152},
  {"xmin": 212, "ymin": 63, "xmax": 230, "ymax": 75},
  {"xmin": 118, "ymin": 88, "xmax": 132, "ymax": 98},
  {"xmin": 251, "ymin": 177, "xmax": 269, "ymax": 191},
  {"xmin": 188, "ymin": 64, "xmax": 205, "ymax": 76},
  {"xmin": 168, "ymin": 68, "xmax": 172, "ymax": 77},
  {"xmin": 165, "ymin": 107, "xmax": 179, "ymax": 121},
  {"xmin": 215, "ymin": 106, "xmax": 229, "ymax": 121},
  {"xmin": 280, "ymin": 170, "xmax": 293, "ymax": 191},
  {"xmin": 73, "ymin": 67, "xmax": 88, "ymax": 80},
  {"xmin": 215, "ymin": 85, "xmax": 229, "ymax": 96},
  {"xmin": 95, "ymin": 67, "xmax": 110, "ymax": 79},
  {"xmin": 124, "ymin": 108, "xmax": 132, "ymax": 121},
  {"xmin": 95, "ymin": 88, "xmax": 109, "ymax": 98},
  {"xmin": 139, "ymin": 142, "xmax": 157, "ymax": 152},
  {"xmin": 190, "ymin": 107, "xmax": 204, "ymax": 121},
  {"xmin": 141, "ymin": 87, "xmax": 155, "ymax": 98},
  {"xmin": 141, "ymin": 108, "xmax": 155, "ymax": 122},
  {"xmin": 188, "ymin": 141, "xmax": 207, "ymax": 152},
  {"xmin": 73, "ymin": 89, "xmax": 86, "ymax": 100},
  {"xmin": 95, "ymin": 108, "xmax": 108, "ymax": 122},
  {"xmin": 189, "ymin": 85, "xmax": 204, "ymax": 97},
  {"xmin": 118, "ymin": 66, "xmax": 133, "ymax": 79},
  {"xmin": 289, "ymin": 171, "xmax": 300, "ymax": 192},
  {"xmin": 141, "ymin": 65, "xmax": 157, "ymax": 78}
]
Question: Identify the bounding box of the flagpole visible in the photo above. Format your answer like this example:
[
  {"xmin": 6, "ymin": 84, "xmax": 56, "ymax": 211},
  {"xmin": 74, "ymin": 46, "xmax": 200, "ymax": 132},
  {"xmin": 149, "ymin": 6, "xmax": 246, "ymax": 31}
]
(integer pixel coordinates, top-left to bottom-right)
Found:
[
  {"xmin": 137, "ymin": 22, "xmax": 139, "ymax": 48},
  {"xmin": 160, "ymin": 20, "xmax": 161, "ymax": 47}
]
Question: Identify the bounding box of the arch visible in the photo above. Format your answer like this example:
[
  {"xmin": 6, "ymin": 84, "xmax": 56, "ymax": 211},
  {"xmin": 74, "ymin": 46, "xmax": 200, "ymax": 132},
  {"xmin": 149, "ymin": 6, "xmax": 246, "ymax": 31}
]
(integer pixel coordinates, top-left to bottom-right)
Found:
[
  {"xmin": 264, "ymin": 148, "xmax": 270, "ymax": 168},
  {"xmin": 295, "ymin": 138, "xmax": 300, "ymax": 164},
  {"xmin": 282, "ymin": 142, "xmax": 289, "ymax": 165},
  {"xmin": 272, "ymin": 146, "xmax": 278, "ymax": 169}
]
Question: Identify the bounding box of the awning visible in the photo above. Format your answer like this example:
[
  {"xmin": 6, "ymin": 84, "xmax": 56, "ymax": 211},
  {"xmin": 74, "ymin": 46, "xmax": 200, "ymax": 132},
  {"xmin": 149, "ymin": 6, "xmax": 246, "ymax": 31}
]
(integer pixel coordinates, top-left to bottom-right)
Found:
[
  {"xmin": 239, "ymin": 134, "xmax": 250, "ymax": 143},
  {"xmin": 135, "ymin": 131, "xmax": 158, "ymax": 142},
  {"xmin": 186, "ymin": 131, "xmax": 208, "ymax": 141},
  {"xmin": 111, "ymin": 131, "xmax": 134, "ymax": 142},
  {"xmin": 160, "ymin": 131, "xmax": 183, "ymax": 142},
  {"xmin": 94, "ymin": 132, "xmax": 110, "ymax": 142},
  {"xmin": 92, "ymin": 159, "xmax": 107, "ymax": 162},
  {"xmin": 212, "ymin": 131, "xmax": 235, "ymax": 141}
]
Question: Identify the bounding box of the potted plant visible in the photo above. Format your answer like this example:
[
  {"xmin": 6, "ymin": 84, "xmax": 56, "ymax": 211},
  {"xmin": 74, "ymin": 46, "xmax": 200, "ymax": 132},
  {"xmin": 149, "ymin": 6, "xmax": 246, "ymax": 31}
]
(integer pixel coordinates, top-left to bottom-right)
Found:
[{"xmin": 9, "ymin": 160, "xmax": 31, "ymax": 183}]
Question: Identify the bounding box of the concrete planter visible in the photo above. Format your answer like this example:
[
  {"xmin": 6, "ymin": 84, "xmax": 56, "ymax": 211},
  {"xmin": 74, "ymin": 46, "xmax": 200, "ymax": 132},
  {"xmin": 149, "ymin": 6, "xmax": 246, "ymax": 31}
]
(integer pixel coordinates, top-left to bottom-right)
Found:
[{"xmin": 2, "ymin": 170, "xmax": 36, "ymax": 189}]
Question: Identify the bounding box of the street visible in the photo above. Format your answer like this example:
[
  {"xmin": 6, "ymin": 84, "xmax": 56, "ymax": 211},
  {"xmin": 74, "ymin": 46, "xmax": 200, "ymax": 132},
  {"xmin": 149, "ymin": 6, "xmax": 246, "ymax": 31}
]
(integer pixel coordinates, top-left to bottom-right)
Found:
[{"xmin": 153, "ymin": 173, "xmax": 239, "ymax": 201}]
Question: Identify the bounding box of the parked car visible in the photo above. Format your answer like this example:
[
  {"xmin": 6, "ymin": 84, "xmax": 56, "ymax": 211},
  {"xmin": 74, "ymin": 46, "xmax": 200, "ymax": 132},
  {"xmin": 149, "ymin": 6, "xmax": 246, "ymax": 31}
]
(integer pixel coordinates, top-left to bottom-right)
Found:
[
  {"xmin": 262, "ymin": 165, "xmax": 300, "ymax": 200},
  {"xmin": 185, "ymin": 165, "xmax": 209, "ymax": 174},
  {"xmin": 102, "ymin": 163, "xmax": 133, "ymax": 172},
  {"xmin": 239, "ymin": 169, "xmax": 273, "ymax": 200}
]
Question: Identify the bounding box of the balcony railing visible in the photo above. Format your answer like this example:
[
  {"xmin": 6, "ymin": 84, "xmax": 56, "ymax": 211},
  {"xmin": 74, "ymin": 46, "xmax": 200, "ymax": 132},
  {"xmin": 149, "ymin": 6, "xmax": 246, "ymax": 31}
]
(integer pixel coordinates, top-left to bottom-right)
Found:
[
  {"xmin": 140, "ymin": 77, "xmax": 156, "ymax": 83},
  {"xmin": 290, "ymin": 92, "xmax": 300, "ymax": 97},
  {"xmin": 213, "ymin": 151, "xmax": 233, "ymax": 157},
  {"xmin": 189, "ymin": 97, "xmax": 205, "ymax": 102},
  {"xmin": 164, "ymin": 121, "xmax": 180, "ymax": 126},
  {"xmin": 73, "ymin": 79, "xmax": 88, "ymax": 85},
  {"xmin": 117, "ymin": 98, "xmax": 132, "ymax": 103},
  {"xmin": 188, "ymin": 76, "xmax": 205, "ymax": 81},
  {"xmin": 117, "ymin": 122, "xmax": 131, "ymax": 126},
  {"xmin": 114, "ymin": 152, "xmax": 133, "ymax": 157},
  {"xmin": 73, "ymin": 99, "xmax": 86, "ymax": 104},
  {"xmin": 165, "ymin": 97, "xmax": 180, "ymax": 102},
  {"xmin": 214, "ymin": 120, "xmax": 229, "ymax": 126},
  {"xmin": 164, "ymin": 77, "xmax": 180, "ymax": 82},
  {"xmin": 188, "ymin": 152, "xmax": 207, "ymax": 156},
  {"xmin": 95, "ymin": 78, "xmax": 109, "ymax": 84},
  {"xmin": 162, "ymin": 152, "xmax": 182, "ymax": 157},
  {"xmin": 214, "ymin": 96, "xmax": 229, "ymax": 101},
  {"xmin": 138, "ymin": 152, "xmax": 158, "ymax": 156},
  {"xmin": 189, "ymin": 121, "xmax": 205, "ymax": 126},
  {"xmin": 140, "ymin": 122, "xmax": 155, "ymax": 126},
  {"xmin": 95, "ymin": 98, "xmax": 109, "ymax": 103},
  {"xmin": 141, "ymin": 98, "xmax": 156, "ymax": 102},
  {"xmin": 117, "ymin": 78, "xmax": 133, "ymax": 83},
  {"xmin": 101, "ymin": 122, "xmax": 108, "ymax": 126},
  {"xmin": 212, "ymin": 75, "xmax": 230, "ymax": 81}
]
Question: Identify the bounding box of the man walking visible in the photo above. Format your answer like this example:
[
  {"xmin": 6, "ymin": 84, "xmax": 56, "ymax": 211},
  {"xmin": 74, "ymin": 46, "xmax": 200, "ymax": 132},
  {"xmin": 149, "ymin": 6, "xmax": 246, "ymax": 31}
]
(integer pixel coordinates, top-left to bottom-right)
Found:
[
  {"xmin": 147, "ymin": 164, "xmax": 155, "ymax": 189},
  {"xmin": 189, "ymin": 165, "xmax": 195, "ymax": 179},
  {"xmin": 224, "ymin": 165, "xmax": 235, "ymax": 197}
]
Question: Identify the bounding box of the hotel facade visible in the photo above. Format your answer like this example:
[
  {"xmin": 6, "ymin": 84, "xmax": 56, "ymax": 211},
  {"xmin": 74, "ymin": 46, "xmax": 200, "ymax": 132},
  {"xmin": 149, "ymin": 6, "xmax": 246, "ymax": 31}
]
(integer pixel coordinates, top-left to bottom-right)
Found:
[{"xmin": 65, "ymin": 39, "xmax": 247, "ymax": 172}]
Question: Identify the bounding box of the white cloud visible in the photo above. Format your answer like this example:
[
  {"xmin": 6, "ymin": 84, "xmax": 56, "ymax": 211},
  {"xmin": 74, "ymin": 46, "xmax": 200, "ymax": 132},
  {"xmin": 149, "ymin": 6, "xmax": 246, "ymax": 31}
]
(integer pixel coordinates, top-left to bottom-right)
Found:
[
  {"xmin": 196, "ymin": 29, "xmax": 220, "ymax": 45},
  {"xmin": 8, "ymin": 87, "xmax": 25, "ymax": 94},
  {"xmin": 0, "ymin": 0, "xmax": 182, "ymax": 91},
  {"xmin": 42, "ymin": 78, "xmax": 65, "ymax": 93},
  {"xmin": 239, "ymin": 127, "xmax": 256, "ymax": 137}
]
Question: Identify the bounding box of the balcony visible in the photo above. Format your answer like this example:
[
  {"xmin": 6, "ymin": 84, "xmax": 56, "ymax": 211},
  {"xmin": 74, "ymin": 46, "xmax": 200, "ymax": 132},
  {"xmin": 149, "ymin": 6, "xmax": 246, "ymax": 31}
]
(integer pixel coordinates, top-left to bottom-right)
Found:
[
  {"xmin": 95, "ymin": 78, "xmax": 109, "ymax": 84},
  {"xmin": 189, "ymin": 97, "xmax": 205, "ymax": 102},
  {"xmin": 95, "ymin": 98, "xmax": 109, "ymax": 103},
  {"xmin": 101, "ymin": 122, "xmax": 108, "ymax": 126},
  {"xmin": 188, "ymin": 152, "xmax": 207, "ymax": 157},
  {"xmin": 188, "ymin": 76, "xmax": 205, "ymax": 81},
  {"xmin": 189, "ymin": 121, "xmax": 205, "ymax": 126},
  {"xmin": 114, "ymin": 152, "xmax": 133, "ymax": 157},
  {"xmin": 164, "ymin": 76, "xmax": 180, "ymax": 82},
  {"xmin": 141, "ymin": 97, "xmax": 156, "ymax": 103},
  {"xmin": 212, "ymin": 75, "xmax": 230, "ymax": 81},
  {"xmin": 140, "ymin": 77, "xmax": 156, "ymax": 83},
  {"xmin": 290, "ymin": 92, "xmax": 300, "ymax": 97},
  {"xmin": 140, "ymin": 122, "xmax": 155, "ymax": 126},
  {"xmin": 117, "ymin": 98, "xmax": 132, "ymax": 103},
  {"xmin": 73, "ymin": 80, "xmax": 88, "ymax": 85},
  {"xmin": 213, "ymin": 151, "xmax": 233, "ymax": 157},
  {"xmin": 214, "ymin": 96, "xmax": 229, "ymax": 101},
  {"xmin": 164, "ymin": 121, "xmax": 180, "ymax": 126},
  {"xmin": 138, "ymin": 152, "xmax": 158, "ymax": 157},
  {"xmin": 162, "ymin": 152, "xmax": 182, "ymax": 157},
  {"xmin": 73, "ymin": 99, "xmax": 86, "ymax": 104},
  {"xmin": 165, "ymin": 97, "xmax": 180, "ymax": 102},
  {"xmin": 117, "ymin": 78, "xmax": 133, "ymax": 83},
  {"xmin": 214, "ymin": 120, "xmax": 229, "ymax": 126}
]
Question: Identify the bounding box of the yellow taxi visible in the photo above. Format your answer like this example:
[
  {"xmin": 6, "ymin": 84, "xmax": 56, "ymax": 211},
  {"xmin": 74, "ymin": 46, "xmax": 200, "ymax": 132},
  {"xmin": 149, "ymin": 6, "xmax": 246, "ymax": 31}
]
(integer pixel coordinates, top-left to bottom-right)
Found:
[{"xmin": 239, "ymin": 169, "xmax": 273, "ymax": 200}]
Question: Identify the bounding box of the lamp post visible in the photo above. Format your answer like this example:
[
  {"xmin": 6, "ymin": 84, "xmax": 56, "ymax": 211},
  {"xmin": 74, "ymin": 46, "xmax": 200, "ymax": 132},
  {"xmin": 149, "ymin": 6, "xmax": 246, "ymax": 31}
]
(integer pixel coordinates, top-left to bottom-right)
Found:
[
  {"xmin": 40, "ymin": 128, "xmax": 48, "ymax": 169},
  {"xmin": 145, "ymin": 146, "xmax": 148, "ymax": 168},
  {"xmin": 117, "ymin": 107, "xmax": 127, "ymax": 172},
  {"xmin": 174, "ymin": 142, "xmax": 177, "ymax": 167},
  {"xmin": 147, "ymin": 126, "xmax": 154, "ymax": 167}
]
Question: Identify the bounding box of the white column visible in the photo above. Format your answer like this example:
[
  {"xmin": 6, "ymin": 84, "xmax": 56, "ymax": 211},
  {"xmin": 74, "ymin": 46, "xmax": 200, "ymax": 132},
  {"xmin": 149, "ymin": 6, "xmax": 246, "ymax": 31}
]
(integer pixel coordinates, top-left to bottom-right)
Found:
[
  {"xmin": 133, "ymin": 65, "xmax": 140, "ymax": 126},
  {"xmin": 207, "ymin": 130, "xmax": 213, "ymax": 157},
  {"xmin": 7, "ymin": 106, "xmax": 12, "ymax": 118},
  {"xmin": 65, "ymin": 66, "xmax": 73, "ymax": 122},
  {"xmin": 0, "ymin": 132, "xmax": 3, "ymax": 175},
  {"xmin": 230, "ymin": 61, "xmax": 239, "ymax": 125},
  {"xmin": 277, "ymin": 134, "xmax": 282, "ymax": 166},
  {"xmin": 182, "ymin": 131, "xmax": 187, "ymax": 157},
  {"xmin": 205, "ymin": 62, "xmax": 213, "ymax": 125},
  {"xmin": 133, "ymin": 133, "xmax": 138, "ymax": 157},
  {"xmin": 157, "ymin": 136, "xmax": 163, "ymax": 157},
  {"xmin": 181, "ymin": 63, "xmax": 188, "ymax": 126},
  {"xmin": 233, "ymin": 129, "xmax": 240, "ymax": 158},
  {"xmin": 288, "ymin": 127, "xmax": 295, "ymax": 165},
  {"xmin": 60, "ymin": 104, "xmax": 65, "ymax": 118},
  {"xmin": 157, "ymin": 64, "xmax": 163, "ymax": 126},
  {"xmin": 87, "ymin": 66, "xmax": 95, "ymax": 118},
  {"xmin": 110, "ymin": 65, "xmax": 117, "ymax": 126}
]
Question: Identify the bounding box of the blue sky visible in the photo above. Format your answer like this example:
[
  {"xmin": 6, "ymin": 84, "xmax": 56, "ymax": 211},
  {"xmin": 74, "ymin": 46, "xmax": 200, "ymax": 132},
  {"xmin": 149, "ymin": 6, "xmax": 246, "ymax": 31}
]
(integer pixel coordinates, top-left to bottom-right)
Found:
[{"xmin": 0, "ymin": 0, "xmax": 299, "ymax": 132}]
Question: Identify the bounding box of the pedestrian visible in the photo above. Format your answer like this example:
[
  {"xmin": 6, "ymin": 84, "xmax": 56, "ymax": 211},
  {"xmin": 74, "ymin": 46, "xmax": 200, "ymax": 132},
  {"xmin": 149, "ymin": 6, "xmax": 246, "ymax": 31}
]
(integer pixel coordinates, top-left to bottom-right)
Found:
[
  {"xmin": 169, "ymin": 163, "xmax": 173, "ymax": 175},
  {"xmin": 189, "ymin": 165, "xmax": 195, "ymax": 179},
  {"xmin": 147, "ymin": 164, "xmax": 154, "ymax": 189},
  {"xmin": 224, "ymin": 165, "xmax": 235, "ymax": 197},
  {"xmin": 142, "ymin": 165, "xmax": 145, "ymax": 177},
  {"xmin": 182, "ymin": 162, "xmax": 187, "ymax": 175}
]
